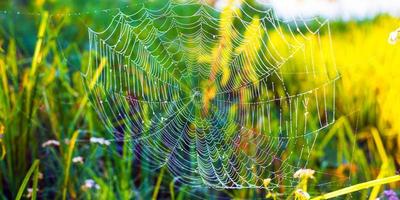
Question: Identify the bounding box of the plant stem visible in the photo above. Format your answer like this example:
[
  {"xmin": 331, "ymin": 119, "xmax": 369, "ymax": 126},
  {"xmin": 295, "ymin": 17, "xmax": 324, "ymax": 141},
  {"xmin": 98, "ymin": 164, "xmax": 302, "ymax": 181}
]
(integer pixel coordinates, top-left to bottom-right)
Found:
[
  {"xmin": 62, "ymin": 130, "xmax": 79, "ymax": 200},
  {"xmin": 152, "ymin": 167, "xmax": 165, "ymax": 200},
  {"xmin": 68, "ymin": 58, "xmax": 106, "ymax": 134},
  {"xmin": 311, "ymin": 175, "xmax": 400, "ymax": 200},
  {"xmin": 31, "ymin": 161, "xmax": 40, "ymax": 200},
  {"xmin": 15, "ymin": 159, "xmax": 40, "ymax": 200}
]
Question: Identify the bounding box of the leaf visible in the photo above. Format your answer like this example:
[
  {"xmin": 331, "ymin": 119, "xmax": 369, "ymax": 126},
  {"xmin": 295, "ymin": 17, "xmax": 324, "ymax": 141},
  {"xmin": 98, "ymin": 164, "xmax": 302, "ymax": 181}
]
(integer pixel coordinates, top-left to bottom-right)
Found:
[{"xmin": 15, "ymin": 160, "xmax": 40, "ymax": 200}]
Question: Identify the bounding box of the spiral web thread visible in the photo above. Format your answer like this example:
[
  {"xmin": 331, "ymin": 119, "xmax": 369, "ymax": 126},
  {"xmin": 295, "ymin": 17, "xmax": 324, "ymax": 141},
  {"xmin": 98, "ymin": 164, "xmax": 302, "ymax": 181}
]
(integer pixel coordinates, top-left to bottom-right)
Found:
[{"xmin": 84, "ymin": 0, "xmax": 339, "ymax": 189}]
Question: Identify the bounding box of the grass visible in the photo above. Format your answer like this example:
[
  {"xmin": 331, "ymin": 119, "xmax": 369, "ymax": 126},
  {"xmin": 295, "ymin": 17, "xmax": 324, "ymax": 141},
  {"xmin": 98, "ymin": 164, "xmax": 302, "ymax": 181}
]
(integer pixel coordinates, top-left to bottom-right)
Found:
[
  {"xmin": 15, "ymin": 159, "xmax": 40, "ymax": 200},
  {"xmin": 0, "ymin": 1, "xmax": 400, "ymax": 199},
  {"xmin": 62, "ymin": 130, "xmax": 79, "ymax": 200},
  {"xmin": 312, "ymin": 175, "xmax": 400, "ymax": 200}
]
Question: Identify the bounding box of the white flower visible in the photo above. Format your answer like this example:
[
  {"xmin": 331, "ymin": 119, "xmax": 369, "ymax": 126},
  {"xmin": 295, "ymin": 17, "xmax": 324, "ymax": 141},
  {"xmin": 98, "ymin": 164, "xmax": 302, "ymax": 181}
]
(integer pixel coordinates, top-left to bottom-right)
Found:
[
  {"xmin": 293, "ymin": 168, "xmax": 315, "ymax": 179},
  {"xmin": 295, "ymin": 189, "xmax": 310, "ymax": 200},
  {"xmin": 388, "ymin": 28, "xmax": 400, "ymax": 45},
  {"xmin": 38, "ymin": 172, "xmax": 43, "ymax": 179},
  {"xmin": 81, "ymin": 179, "xmax": 100, "ymax": 191},
  {"xmin": 42, "ymin": 140, "xmax": 60, "ymax": 148},
  {"xmin": 26, "ymin": 188, "xmax": 38, "ymax": 198},
  {"xmin": 72, "ymin": 156, "xmax": 84, "ymax": 164},
  {"xmin": 64, "ymin": 138, "xmax": 70, "ymax": 145},
  {"xmin": 90, "ymin": 137, "xmax": 111, "ymax": 146}
]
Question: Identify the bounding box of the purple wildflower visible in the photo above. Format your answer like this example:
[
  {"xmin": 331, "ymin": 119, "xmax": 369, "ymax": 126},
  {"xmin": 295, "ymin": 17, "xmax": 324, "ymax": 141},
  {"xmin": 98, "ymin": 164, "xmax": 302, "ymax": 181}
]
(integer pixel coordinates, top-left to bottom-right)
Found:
[{"xmin": 384, "ymin": 189, "xmax": 399, "ymax": 200}]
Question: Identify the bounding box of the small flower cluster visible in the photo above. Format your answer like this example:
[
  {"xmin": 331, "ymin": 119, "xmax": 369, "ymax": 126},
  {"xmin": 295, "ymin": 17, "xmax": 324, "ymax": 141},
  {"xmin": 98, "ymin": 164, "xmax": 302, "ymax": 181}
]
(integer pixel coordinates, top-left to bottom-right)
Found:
[
  {"xmin": 90, "ymin": 137, "xmax": 110, "ymax": 146},
  {"xmin": 263, "ymin": 178, "xmax": 273, "ymax": 198},
  {"xmin": 293, "ymin": 168, "xmax": 314, "ymax": 199},
  {"xmin": 382, "ymin": 189, "xmax": 399, "ymax": 200},
  {"xmin": 81, "ymin": 179, "xmax": 100, "ymax": 191},
  {"xmin": 42, "ymin": 140, "xmax": 60, "ymax": 148},
  {"xmin": 26, "ymin": 188, "xmax": 38, "ymax": 198},
  {"xmin": 295, "ymin": 189, "xmax": 310, "ymax": 200},
  {"xmin": 263, "ymin": 178, "xmax": 271, "ymax": 188},
  {"xmin": 293, "ymin": 168, "xmax": 315, "ymax": 180},
  {"xmin": 72, "ymin": 156, "xmax": 84, "ymax": 164}
]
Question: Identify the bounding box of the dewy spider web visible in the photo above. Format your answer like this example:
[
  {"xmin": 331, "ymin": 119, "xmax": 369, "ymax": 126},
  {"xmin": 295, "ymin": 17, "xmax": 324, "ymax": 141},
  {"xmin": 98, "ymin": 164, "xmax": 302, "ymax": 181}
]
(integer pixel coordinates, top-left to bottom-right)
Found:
[{"xmin": 83, "ymin": 0, "xmax": 339, "ymax": 189}]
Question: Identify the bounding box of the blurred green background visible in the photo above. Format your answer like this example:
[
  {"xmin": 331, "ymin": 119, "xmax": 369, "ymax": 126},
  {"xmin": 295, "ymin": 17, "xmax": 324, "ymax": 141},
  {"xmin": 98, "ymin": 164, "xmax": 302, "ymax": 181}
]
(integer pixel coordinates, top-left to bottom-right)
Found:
[{"xmin": 0, "ymin": 0, "xmax": 400, "ymax": 199}]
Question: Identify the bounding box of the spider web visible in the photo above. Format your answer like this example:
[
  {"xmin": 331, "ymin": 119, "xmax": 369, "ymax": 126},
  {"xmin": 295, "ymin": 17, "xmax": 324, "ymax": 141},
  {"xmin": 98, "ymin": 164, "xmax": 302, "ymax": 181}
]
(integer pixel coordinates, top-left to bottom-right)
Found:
[{"xmin": 83, "ymin": 0, "xmax": 339, "ymax": 189}]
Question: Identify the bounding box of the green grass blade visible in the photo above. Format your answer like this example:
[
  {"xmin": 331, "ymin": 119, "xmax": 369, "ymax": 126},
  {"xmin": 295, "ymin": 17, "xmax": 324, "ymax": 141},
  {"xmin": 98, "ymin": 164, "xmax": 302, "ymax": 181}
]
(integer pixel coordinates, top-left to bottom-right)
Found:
[
  {"xmin": 31, "ymin": 160, "xmax": 40, "ymax": 200},
  {"xmin": 152, "ymin": 167, "xmax": 165, "ymax": 200},
  {"xmin": 311, "ymin": 175, "xmax": 400, "ymax": 200},
  {"xmin": 15, "ymin": 159, "xmax": 40, "ymax": 200},
  {"xmin": 62, "ymin": 130, "xmax": 80, "ymax": 200}
]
